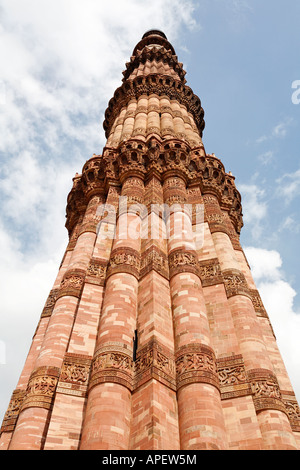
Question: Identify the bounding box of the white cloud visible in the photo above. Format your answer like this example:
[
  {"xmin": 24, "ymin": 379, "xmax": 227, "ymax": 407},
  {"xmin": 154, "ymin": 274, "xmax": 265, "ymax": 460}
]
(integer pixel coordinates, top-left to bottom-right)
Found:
[
  {"xmin": 256, "ymin": 118, "xmax": 293, "ymax": 145},
  {"xmin": 279, "ymin": 215, "xmax": 300, "ymax": 234},
  {"xmin": 258, "ymin": 150, "xmax": 274, "ymax": 165},
  {"xmin": 272, "ymin": 121, "xmax": 290, "ymax": 138},
  {"xmin": 229, "ymin": 0, "xmax": 253, "ymax": 16},
  {"xmin": 0, "ymin": 0, "xmax": 199, "ymax": 158},
  {"xmin": 244, "ymin": 246, "xmax": 282, "ymax": 281},
  {"xmin": 256, "ymin": 135, "xmax": 268, "ymax": 144},
  {"xmin": 217, "ymin": 0, "xmax": 253, "ymax": 32},
  {"xmin": 276, "ymin": 169, "xmax": 300, "ymax": 204},
  {"xmin": 272, "ymin": 119, "xmax": 293, "ymax": 138},
  {"xmin": 0, "ymin": 219, "xmax": 65, "ymax": 427},
  {"xmin": 0, "ymin": 0, "xmax": 200, "ymax": 242},
  {"xmin": 238, "ymin": 184, "xmax": 268, "ymax": 239},
  {"xmin": 245, "ymin": 247, "xmax": 300, "ymax": 403}
]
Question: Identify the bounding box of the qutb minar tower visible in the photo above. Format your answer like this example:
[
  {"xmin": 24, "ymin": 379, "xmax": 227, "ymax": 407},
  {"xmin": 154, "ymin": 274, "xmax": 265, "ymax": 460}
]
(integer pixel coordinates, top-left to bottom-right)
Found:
[{"xmin": 1, "ymin": 30, "xmax": 300, "ymax": 451}]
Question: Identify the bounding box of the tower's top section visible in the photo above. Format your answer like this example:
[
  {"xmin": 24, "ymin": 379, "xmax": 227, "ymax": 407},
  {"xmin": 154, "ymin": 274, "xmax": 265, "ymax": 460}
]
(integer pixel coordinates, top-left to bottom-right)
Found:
[
  {"xmin": 142, "ymin": 29, "xmax": 167, "ymax": 39},
  {"xmin": 66, "ymin": 31, "xmax": 244, "ymax": 238},
  {"xmin": 132, "ymin": 29, "xmax": 176, "ymax": 56},
  {"xmin": 123, "ymin": 29, "xmax": 183, "ymax": 83},
  {"xmin": 103, "ymin": 30, "xmax": 205, "ymax": 139}
]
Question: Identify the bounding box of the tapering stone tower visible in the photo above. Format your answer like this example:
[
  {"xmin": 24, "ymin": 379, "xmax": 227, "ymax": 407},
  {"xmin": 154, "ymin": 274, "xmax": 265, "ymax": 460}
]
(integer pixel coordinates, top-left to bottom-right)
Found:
[{"xmin": 1, "ymin": 30, "xmax": 300, "ymax": 451}]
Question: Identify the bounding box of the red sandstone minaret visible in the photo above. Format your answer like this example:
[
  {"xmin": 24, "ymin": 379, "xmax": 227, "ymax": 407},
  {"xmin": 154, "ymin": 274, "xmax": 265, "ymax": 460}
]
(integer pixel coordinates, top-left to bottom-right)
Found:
[{"xmin": 1, "ymin": 30, "xmax": 300, "ymax": 451}]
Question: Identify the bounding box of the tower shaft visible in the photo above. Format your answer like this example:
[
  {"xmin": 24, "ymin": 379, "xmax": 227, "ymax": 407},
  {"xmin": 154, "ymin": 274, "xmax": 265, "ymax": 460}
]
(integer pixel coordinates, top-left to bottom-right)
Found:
[{"xmin": 1, "ymin": 30, "xmax": 300, "ymax": 451}]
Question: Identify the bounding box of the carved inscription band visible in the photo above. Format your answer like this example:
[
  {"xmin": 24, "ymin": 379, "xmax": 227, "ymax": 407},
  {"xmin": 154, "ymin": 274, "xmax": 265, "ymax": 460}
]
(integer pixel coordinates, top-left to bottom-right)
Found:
[
  {"xmin": 2, "ymin": 355, "xmax": 300, "ymax": 435},
  {"xmin": 217, "ymin": 359, "xmax": 293, "ymax": 420},
  {"xmin": 175, "ymin": 344, "xmax": 219, "ymax": 391},
  {"xmin": 0, "ymin": 389, "xmax": 26, "ymax": 433},
  {"xmin": 168, "ymin": 249, "xmax": 199, "ymax": 279},
  {"xmin": 106, "ymin": 248, "xmax": 140, "ymax": 280},
  {"xmin": 89, "ymin": 344, "xmax": 134, "ymax": 392},
  {"xmin": 217, "ymin": 355, "xmax": 251, "ymax": 400},
  {"xmin": 248, "ymin": 369, "xmax": 287, "ymax": 416},
  {"xmin": 140, "ymin": 246, "xmax": 169, "ymax": 280},
  {"xmin": 86, "ymin": 258, "xmax": 108, "ymax": 286},
  {"xmin": 284, "ymin": 394, "xmax": 300, "ymax": 432},
  {"xmin": 198, "ymin": 258, "xmax": 223, "ymax": 287},
  {"xmin": 89, "ymin": 342, "xmax": 220, "ymax": 393},
  {"xmin": 134, "ymin": 340, "xmax": 176, "ymax": 391},
  {"xmin": 57, "ymin": 269, "xmax": 86, "ymax": 300},
  {"xmin": 41, "ymin": 288, "xmax": 60, "ymax": 318},
  {"xmin": 222, "ymin": 269, "xmax": 251, "ymax": 299},
  {"xmin": 57, "ymin": 353, "xmax": 92, "ymax": 398},
  {"xmin": 20, "ymin": 366, "xmax": 60, "ymax": 412}
]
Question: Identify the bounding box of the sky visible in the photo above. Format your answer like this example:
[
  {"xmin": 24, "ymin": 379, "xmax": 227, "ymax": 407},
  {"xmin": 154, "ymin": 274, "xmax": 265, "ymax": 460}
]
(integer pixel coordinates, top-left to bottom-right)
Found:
[{"xmin": 0, "ymin": 0, "xmax": 300, "ymax": 425}]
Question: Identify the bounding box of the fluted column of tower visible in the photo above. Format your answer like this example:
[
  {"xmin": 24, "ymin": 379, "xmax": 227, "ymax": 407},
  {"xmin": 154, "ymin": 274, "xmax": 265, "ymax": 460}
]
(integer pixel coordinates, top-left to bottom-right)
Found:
[{"xmin": 1, "ymin": 30, "xmax": 300, "ymax": 451}]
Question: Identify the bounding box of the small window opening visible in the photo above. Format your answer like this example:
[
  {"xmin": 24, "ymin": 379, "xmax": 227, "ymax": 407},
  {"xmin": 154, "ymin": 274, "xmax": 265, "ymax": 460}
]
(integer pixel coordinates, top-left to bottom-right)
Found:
[{"xmin": 133, "ymin": 330, "xmax": 138, "ymax": 362}]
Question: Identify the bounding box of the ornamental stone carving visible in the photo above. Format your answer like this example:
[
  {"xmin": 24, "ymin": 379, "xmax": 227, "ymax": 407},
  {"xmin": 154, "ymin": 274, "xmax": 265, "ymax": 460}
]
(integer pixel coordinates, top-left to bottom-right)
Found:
[
  {"xmin": 60, "ymin": 359, "xmax": 90, "ymax": 384},
  {"xmin": 102, "ymin": 149, "xmax": 120, "ymax": 182},
  {"xmin": 134, "ymin": 340, "xmax": 176, "ymax": 391},
  {"xmin": 146, "ymin": 126, "xmax": 160, "ymax": 137},
  {"xmin": 103, "ymin": 74, "xmax": 205, "ymax": 139},
  {"xmin": 81, "ymin": 156, "xmax": 105, "ymax": 199},
  {"xmin": 119, "ymin": 195, "xmax": 145, "ymax": 213},
  {"xmin": 218, "ymin": 364, "xmax": 247, "ymax": 386},
  {"xmin": 222, "ymin": 269, "xmax": 250, "ymax": 299},
  {"xmin": 90, "ymin": 345, "xmax": 134, "ymax": 392},
  {"xmin": 41, "ymin": 288, "xmax": 60, "ymax": 318},
  {"xmin": 252, "ymin": 377, "xmax": 281, "ymax": 399},
  {"xmin": 202, "ymin": 195, "xmax": 218, "ymax": 204},
  {"xmin": 284, "ymin": 396, "xmax": 300, "ymax": 432},
  {"xmin": 217, "ymin": 355, "xmax": 251, "ymax": 400},
  {"xmin": 65, "ymin": 179, "xmax": 86, "ymax": 237},
  {"xmin": 249, "ymin": 289, "xmax": 268, "ymax": 317},
  {"xmin": 65, "ymin": 138, "xmax": 244, "ymax": 238},
  {"xmin": 117, "ymin": 147, "xmax": 147, "ymax": 182},
  {"xmin": 26, "ymin": 375, "xmax": 56, "ymax": 397},
  {"xmin": 206, "ymin": 213, "xmax": 228, "ymax": 235},
  {"xmin": 248, "ymin": 369, "xmax": 286, "ymax": 415},
  {"xmin": 135, "ymin": 348, "xmax": 153, "ymax": 373},
  {"xmin": 21, "ymin": 366, "xmax": 60, "ymax": 412},
  {"xmin": 198, "ymin": 259, "xmax": 223, "ymax": 287},
  {"xmin": 66, "ymin": 213, "xmax": 84, "ymax": 251},
  {"xmin": 163, "ymin": 177, "xmax": 186, "ymax": 190},
  {"xmin": 168, "ymin": 250, "xmax": 199, "ymax": 279},
  {"xmin": 140, "ymin": 246, "xmax": 169, "ymax": 280},
  {"xmin": 175, "ymin": 344, "xmax": 219, "ymax": 391},
  {"xmin": 86, "ymin": 258, "xmax": 108, "ymax": 286},
  {"xmin": 206, "ymin": 213, "xmax": 225, "ymax": 224},
  {"xmin": 122, "ymin": 45, "xmax": 187, "ymax": 84},
  {"xmin": 285, "ymin": 399, "xmax": 300, "ymax": 420},
  {"xmin": 107, "ymin": 248, "xmax": 140, "ymax": 280},
  {"xmin": 57, "ymin": 354, "xmax": 92, "ymax": 398},
  {"xmin": 0, "ymin": 389, "xmax": 26, "ymax": 433},
  {"xmin": 165, "ymin": 195, "xmax": 187, "ymax": 207},
  {"xmin": 57, "ymin": 269, "xmax": 86, "ymax": 300},
  {"xmin": 92, "ymin": 351, "xmax": 133, "ymax": 373}
]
